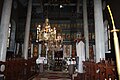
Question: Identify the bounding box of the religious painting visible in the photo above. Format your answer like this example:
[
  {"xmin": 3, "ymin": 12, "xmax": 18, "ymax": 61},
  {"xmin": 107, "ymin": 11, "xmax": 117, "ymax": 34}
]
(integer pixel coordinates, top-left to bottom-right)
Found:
[
  {"xmin": 77, "ymin": 32, "xmax": 81, "ymax": 39},
  {"xmin": 66, "ymin": 33, "xmax": 70, "ymax": 41},
  {"xmin": 33, "ymin": 44, "xmax": 38, "ymax": 57},
  {"xmin": 92, "ymin": 33, "xmax": 95, "ymax": 40},
  {"xmin": 89, "ymin": 45, "xmax": 94, "ymax": 60},
  {"xmin": 73, "ymin": 24, "xmax": 76, "ymax": 28},
  {"xmin": 72, "ymin": 45, "xmax": 76, "ymax": 57},
  {"xmin": 71, "ymin": 33, "xmax": 74, "ymax": 41},
  {"xmin": 77, "ymin": 23, "xmax": 80, "ymax": 28},
  {"xmin": 62, "ymin": 33, "xmax": 66, "ymax": 41},
  {"xmin": 32, "ymin": 32, "xmax": 37, "ymax": 41},
  {"xmin": 89, "ymin": 33, "xmax": 92, "ymax": 40},
  {"xmin": 67, "ymin": 24, "xmax": 70, "ymax": 29},
  {"xmin": 70, "ymin": 24, "xmax": 73, "ymax": 28},
  {"xmin": 63, "ymin": 24, "xmax": 67, "ymax": 29},
  {"xmin": 60, "ymin": 24, "xmax": 64, "ymax": 29},
  {"xmin": 74, "ymin": 33, "xmax": 77, "ymax": 39},
  {"xmin": 63, "ymin": 45, "xmax": 70, "ymax": 58},
  {"xmin": 16, "ymin": 32, "xmax": 24, "ymax": 41},
  {"xmin": 67, "ymin": 24, "xmax": 71, "ymax": 29}
]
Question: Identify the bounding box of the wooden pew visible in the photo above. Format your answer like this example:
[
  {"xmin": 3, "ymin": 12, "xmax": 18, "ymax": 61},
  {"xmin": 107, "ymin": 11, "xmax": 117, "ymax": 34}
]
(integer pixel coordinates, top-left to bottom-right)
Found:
[
  {"xmin": 24, "ymin": 58, "xmax": 37, "ymax": 79},
  {"xmin": 3, "ymin": 57, "xmax": 37, "ymax": 80},
  {"xmin": 82, "ymin": 59, "xmax": 117, "ymax": 80},
  {"xmin": 82, "ymin": 60, "xmax": 98, "ymax": 80},
  {"xmin": 0, "ymin": 61, "xmax": 5, "ymax": 79},
  {"xmin": 83, "ymin": 61, "xmax": 90, "ymax": 80},
  {"xmin": 4, "ymin": 59, "xmax": 23, "ymax": 80}
]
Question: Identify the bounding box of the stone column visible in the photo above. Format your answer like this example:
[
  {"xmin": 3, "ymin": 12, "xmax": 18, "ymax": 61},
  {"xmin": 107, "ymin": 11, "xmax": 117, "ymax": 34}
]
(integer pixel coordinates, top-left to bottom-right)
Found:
[
  {"xmin": 38, "ymin": 44, "xmax": 41, "ymax": 57},
  {"xmin": 16, "ymin": 43, "xmax": 20, "ymax": 55},
  {"xmin": 0, "ymin": 0, "xmax": 13, "ymax": 61},
  {"xmin": 22, "ymin": 44, "xmax": 24, "ymax": 57},
  {"xmin": 14, "ymin": 43, "xmax": 16, "ymax": 54},
  {"xmin": 52, "ymin": 50, "xmax": 55, "ymax": 59},
  {"xmin": 9, "ymin": 20, "xmax": 16, "ymax": 52},
  {"xmin": 70, "ymin": 45, "xmax": 72, "ymax": 57},
  {"xmin": 77, "ymin": 0, "xmax": 80, "ymax": 13},
  {"xmin": 94, "ymin": 0, "xmax": 105, "ymax": 63},
  {"xmin": 45, "ymin": 46, "xmax": 48, "ymax": 59},
  {"xmin": 23, "ymin": 0, "xmax": 32, "ymax": 60},
  {"xmin": 83, "ymin": 0, "xmax": 89, "ymax": 59},
  {"xmin": 31, "ymin": 43, "xmax": 33, "ymax": 58}
]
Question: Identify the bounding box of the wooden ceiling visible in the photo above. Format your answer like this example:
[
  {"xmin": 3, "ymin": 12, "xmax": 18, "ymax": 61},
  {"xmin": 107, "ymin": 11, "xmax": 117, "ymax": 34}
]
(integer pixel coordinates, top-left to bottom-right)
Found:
[{"xmin": 18, "ymin": 0, "xmax": 94, "ymax": 20}]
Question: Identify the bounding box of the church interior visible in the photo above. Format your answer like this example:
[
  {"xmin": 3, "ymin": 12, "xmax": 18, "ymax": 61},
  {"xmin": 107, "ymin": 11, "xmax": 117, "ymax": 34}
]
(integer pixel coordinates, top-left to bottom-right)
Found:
[{"xmin": 0, "ymin": 0, "xmax": 120, "ymax": 80}]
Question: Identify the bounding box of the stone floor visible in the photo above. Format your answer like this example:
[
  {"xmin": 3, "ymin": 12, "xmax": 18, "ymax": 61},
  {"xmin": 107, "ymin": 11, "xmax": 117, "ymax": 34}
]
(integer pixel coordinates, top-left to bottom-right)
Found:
[{"xmin": 31, "ymin": 71, "xmax": 71, "ymax": 80}]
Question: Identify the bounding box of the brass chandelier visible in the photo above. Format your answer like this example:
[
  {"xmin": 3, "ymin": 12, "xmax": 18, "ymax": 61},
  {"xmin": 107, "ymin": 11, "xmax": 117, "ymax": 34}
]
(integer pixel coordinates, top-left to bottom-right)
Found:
[{"xmin": 38, "ymin": 18, "xmax": 56, "ymax": 42}]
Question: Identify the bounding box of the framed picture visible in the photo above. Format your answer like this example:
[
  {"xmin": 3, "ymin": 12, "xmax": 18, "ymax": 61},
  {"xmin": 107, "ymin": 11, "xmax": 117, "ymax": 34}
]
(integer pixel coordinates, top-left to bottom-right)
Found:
[
  {"xmin": 71, "ymin": 33, "xmax": 74, "ymax": 40},
  {"xmin": 63, "ymin": 45, "xmax": 70, "ymax": 57},
  {"xmin": 62, "ymin": 33, "xmax": 66, "ymax": 41},
  {"xmin": 77, "ymin": 32, "xmax": 81, "ymax": 39},
  {"xmin": 66, "ymin": 33, "xmax": 70, "ymax": 40},
  {"xmin": 74, "ymin": 33, "xmax": 77, "ymax": 39},
  {"xmin": 33, "ymin": 44, "xmax": 38, "ymax": 57}
]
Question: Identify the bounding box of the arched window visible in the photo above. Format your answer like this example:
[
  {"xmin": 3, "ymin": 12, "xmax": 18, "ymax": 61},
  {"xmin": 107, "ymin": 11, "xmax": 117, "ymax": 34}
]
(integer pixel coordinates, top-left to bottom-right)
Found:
[
  {"xmin": 104, "ymin": 20, "xmax": 111, "ymax": 53},
  {"xmin": 107, "ymin": 25, "xmax": 111, "ymax": 51},
  {"xmin": 7, "ymin": 23, "xmax": 11, "ymax": 48}
]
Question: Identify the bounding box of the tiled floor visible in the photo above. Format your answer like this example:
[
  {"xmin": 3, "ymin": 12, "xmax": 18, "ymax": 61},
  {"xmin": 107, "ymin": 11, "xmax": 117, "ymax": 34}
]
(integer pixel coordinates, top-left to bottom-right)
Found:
[{"xmin": 32, "ymin": 71, "xmax": 71, "ymax": 80}]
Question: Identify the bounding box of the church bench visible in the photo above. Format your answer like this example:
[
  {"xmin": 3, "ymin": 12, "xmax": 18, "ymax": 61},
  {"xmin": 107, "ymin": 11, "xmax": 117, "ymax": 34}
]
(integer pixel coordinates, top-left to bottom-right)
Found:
[
  {"xmin": 74, "ymin": 73, "xmax": 85, "ymax": 80},
  {"xmin": 0, "ymin": 61, "xmax": 5, "ymax": 79},
  {"xmin": 24, "ymin": 58, "xmax": 37, "ymax": 79},
  {"xmin": 2, "ymin": 57, "xmax": 37, "ymax": 80},
  {"xmin": 83, "ymin": 61, "xmax": 90, "ymax": 80},
  {"xmin": 99, "ymin": 59, "xmax": 117, "ymax": 80},
  {"xmin": 82, "ymin": 59, "xmax": 117, "ymax": 80},
  {"xmin": 4, "ymin": 60, "xmax": 24, "ymax": 80},
  {"xmin": 83, "ymin": 60, "xmax": 99, "ymax": 80}
]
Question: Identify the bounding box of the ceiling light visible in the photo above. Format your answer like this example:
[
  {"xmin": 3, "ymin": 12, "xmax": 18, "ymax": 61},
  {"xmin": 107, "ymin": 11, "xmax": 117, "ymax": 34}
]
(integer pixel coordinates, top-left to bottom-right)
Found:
[{"xmin": 60, "ymin": 5, "xmax": 63, "ymax": 8}]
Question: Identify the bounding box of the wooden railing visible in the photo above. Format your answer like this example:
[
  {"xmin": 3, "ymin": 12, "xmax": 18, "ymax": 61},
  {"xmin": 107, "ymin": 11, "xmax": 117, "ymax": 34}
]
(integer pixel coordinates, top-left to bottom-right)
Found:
[
  {"xmin": 0, "ymin": 61, "xmax": 5, "ymax": 78},
  {"xmin": 82, "ymin": 59, "xmax": 117, "ymax": 80},
  {"xmin": 0, "ymin": 57, "xmax": 37, "ymax": 80}
]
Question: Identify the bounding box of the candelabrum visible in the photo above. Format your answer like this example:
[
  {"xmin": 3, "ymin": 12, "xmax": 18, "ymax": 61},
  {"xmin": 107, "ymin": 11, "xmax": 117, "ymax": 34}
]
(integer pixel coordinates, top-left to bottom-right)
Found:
[{"xmin": 38, "ymin": 18, "xmax": 56, "ymax": 42}]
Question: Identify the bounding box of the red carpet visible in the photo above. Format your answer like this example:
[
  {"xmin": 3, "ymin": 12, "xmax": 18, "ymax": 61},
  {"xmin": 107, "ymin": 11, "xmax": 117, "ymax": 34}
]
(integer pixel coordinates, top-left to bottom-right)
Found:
[{"xmin": 47, "ymin": 76, "xmax": 60, "ymax": 79}]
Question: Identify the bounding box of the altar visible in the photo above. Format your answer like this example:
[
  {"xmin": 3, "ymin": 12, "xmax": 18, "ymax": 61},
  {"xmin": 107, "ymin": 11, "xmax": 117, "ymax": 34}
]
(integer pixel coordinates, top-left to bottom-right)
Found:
[{"xmin": 35, "ymin": 18, "xmax": 77, "ymax": 72}]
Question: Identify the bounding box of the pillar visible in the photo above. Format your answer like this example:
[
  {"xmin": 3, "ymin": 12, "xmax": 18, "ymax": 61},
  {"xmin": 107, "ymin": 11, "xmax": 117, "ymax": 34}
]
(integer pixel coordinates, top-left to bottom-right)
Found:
[
  {"xmin": 14, "ymin": 43, "xmax": 16, "ymax": 54},
  {"xmin": 77, "ymin": 0, "xmax": 80, "ymax": 13},
  {"xmin": 70, "ymin": 45, "xmax": 72, "ymax": 57},
  {"xmin": 0, "ymin": 0, "xmax": 13, "ymax": 61},
  {"xmin": 83, "ymin": 0, "xmax": 89, "ymax": 59},
  {"xmin": 16, "ymin": 43, "xmax": 20, "ymax": 55},
  {"xmin": 94, "ymin": 0, "xmax": 105, "ymax": 63},
  {"xmin": 9, "ymin": 20, "xmax": 16, "ymax": 52},
  {"xmin": 22, "ymin": 43, "xmax": 24, "ymax": 57},
  {"xmin": 23, "ymin": 0, "xmax": 32, "ymax": 60},
  {"xmin": 52, "ymin": 50, "xmax": 54, "ymax": 59},
  {"xmin": 38, "ymin": 44, "xmax": 41, "ymax": 57},
  {"xmin": 31, "ymin": 43, "xmax": 33, "ymax": 58},
  {"xmin": 45, "ymin": 46, "xmax": 48, "ymax": 59}
]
